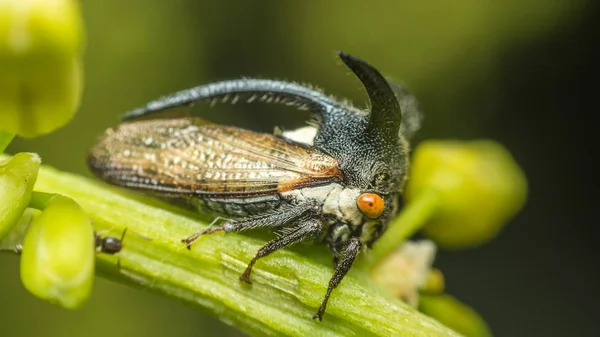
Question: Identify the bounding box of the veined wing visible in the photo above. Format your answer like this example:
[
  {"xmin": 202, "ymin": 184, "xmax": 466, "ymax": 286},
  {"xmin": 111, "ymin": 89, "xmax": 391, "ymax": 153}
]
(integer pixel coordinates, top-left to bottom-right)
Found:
[{"xmin": 87, "ymin": 117, "xmax": 344, "ymax": 198}]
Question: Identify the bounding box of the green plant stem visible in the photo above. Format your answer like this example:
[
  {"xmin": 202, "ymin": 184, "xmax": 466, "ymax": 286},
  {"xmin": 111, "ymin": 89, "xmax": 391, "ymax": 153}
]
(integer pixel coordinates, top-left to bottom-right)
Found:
[
  {"xmin": 363, "ymin": 190, "xmax": 440, "ymax": 269},
  {"xmin": 2, "ymin": 155, "xmax": 460, "ymax": 337},
  {"xmin": 0, "ymin": 131, "xmax": 15, "ymax": 153}
]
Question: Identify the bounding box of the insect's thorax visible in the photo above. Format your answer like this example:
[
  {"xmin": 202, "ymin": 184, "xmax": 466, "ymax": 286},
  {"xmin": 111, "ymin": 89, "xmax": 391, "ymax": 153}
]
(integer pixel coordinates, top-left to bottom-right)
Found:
[
  {"xmin": 281, "ymin": 184, "xmax": 362, "ymax": 227},
  {"xmin": 281, "ymin": 184, "xmax": 381, "ymax": 246}
]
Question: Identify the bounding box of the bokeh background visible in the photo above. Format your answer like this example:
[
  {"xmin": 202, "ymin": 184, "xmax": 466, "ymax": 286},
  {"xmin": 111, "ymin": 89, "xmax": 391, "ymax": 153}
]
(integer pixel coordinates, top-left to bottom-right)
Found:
[{"xmin": 2, "ymin": 1, "xmax": 597, "ymax": 336}]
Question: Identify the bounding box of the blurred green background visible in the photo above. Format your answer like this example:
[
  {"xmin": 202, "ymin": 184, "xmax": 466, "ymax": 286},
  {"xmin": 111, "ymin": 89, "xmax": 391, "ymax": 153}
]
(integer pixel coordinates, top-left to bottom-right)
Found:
[{"xmin": 2, "ymin": 1, "xmax": 597, "ymax": 336}]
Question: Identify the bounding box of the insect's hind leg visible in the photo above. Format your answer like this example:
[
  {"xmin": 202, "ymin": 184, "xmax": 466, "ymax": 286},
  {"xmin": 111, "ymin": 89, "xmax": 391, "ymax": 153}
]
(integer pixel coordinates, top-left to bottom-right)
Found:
[
  {"xmin": 240, "ymin": 218, "xmax": 324, "ymax": 284},
  {"xmin": 182, "ymin": 202, "xmax": 321, "ymax": 249}
]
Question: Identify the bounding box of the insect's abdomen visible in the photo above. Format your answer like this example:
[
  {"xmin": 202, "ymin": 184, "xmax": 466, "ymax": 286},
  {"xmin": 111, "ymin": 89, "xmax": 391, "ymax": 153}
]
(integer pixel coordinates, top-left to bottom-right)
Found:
[{"xmin": 186, "ymin": 194, "xmax": 284, "ymax": 218}]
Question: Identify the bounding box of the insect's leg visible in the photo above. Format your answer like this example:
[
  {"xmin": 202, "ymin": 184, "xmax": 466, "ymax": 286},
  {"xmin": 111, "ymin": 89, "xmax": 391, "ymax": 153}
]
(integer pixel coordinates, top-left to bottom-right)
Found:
[
  {"xmin": 240, "ymin": 219, "xmax": 324, "ymax": 284},
  {"xmin": 327, "ymin": 223, "xmax": 349, "ymax": 270},
  {"xmin": 182, "ymin": 202, "xmax": 320, "ymax": 248},
  {"xmin": 115, "ymin": 228, "xmax": 128, "ymax": 270},
  {"xmin": 313, "ymin": 237, "xmax": 362, "ymax": 321},
  {"xmin": 180, "ymin": 217, "xmax": 227, "ymax": 248},
  {"xmin": 332, "ymin": 256, "xmax": 340, "ymax": 270}
]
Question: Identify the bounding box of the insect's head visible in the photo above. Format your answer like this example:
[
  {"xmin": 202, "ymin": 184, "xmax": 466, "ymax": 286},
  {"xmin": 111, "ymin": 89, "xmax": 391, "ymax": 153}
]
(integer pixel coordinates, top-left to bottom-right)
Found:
[
  {"xmin": 306, "ymin": 52, "xmax": 417, "ymax": 248},
  {"xmin": 313, "ymin": 52, "xmax": 408, "ymax": 220}
]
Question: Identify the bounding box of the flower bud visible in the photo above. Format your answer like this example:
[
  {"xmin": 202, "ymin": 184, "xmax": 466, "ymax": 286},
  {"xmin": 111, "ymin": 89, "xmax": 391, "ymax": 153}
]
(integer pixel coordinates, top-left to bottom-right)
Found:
[
  {"xmin": 0, "ymin": 208, "xmax": 36, "ymax": 252},
  {"xmin": 405, "ymin": 140, "xmax": 527, "ymax": 248},
  {"xmin": 0, "ymin": 0, "xmax": 85, "ymax": 137},
  {"xmin": 420, "ymin": 268, "xmax": 445, "ymax": 294},
  {"xmin": 0, "ymin": 152, "xmax": 40, "ymax": 239},
  {"xmin": 20, "ymin": 195, "xmax": 95, "ymax": 309},
  {"xmin": 419, "ymin": 294, "xmax": 492, "ymax": 337}
]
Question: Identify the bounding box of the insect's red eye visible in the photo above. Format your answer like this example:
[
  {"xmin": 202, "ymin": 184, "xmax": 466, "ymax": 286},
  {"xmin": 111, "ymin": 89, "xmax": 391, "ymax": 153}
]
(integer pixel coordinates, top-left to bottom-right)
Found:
[{"xmin": 356, "ymin": 193, "xmax": 384, "ymax": 219}]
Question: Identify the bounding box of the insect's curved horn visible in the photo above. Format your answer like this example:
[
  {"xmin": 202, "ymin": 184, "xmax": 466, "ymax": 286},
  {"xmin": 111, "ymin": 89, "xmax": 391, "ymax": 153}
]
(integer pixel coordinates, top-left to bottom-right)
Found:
[
  {"xmin": 122, "ymin": 79, "xmax": 344, "ymax": 121},
  {"xmin": 337, "ymin": 51, "xmax": 402, "ymax": 139}
]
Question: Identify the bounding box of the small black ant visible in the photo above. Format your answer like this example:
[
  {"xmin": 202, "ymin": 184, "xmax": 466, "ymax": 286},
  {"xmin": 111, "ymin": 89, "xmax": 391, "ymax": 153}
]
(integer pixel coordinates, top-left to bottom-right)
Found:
[{"xmin": 95, "ymin": 228, "xmax": 128, "ymax": 255}]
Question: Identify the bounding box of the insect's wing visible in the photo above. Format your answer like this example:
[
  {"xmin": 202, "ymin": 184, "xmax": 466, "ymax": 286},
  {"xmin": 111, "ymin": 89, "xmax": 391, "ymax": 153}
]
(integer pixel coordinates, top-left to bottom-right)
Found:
[{"xmin": 87, "ymin": 118, "xmax": 343, "ymax": 198}]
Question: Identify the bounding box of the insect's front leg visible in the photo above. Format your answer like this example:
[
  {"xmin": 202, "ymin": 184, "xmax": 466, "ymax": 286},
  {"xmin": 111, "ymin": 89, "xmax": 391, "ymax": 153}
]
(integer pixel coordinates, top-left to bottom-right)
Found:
[
  {"xmin": 240, "ymin": 217, "xmax": 324, "ymax": 284},
  {"xmin": 313, "ymin": 237, "xmax": 362, "ymax": 321},
  {"xmin": 182, "ymin": 202, "xmax": 320, "ymax": 248}
]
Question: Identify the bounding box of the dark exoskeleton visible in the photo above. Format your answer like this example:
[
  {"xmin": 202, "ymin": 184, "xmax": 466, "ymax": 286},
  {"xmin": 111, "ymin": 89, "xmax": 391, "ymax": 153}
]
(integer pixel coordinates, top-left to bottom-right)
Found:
[
  {"xmin": 95, "ymin": 229, "xmax": 127, "ymax": 255},
  {"xmin": 87, "ymin": 51, "xmax": 422, "ymax": 320}
]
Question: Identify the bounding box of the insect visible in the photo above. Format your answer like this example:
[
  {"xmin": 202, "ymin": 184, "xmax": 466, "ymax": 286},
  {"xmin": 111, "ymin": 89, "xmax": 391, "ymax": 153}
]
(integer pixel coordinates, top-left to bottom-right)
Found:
[
  {"xmin": 96, "ymin": 229, "xmax": 152, "ymax": 275},
  {"xmin": 95, "ymin": 229, "xmax": 128, "ymax": 268},
  {"xmin": 87, "ymin": 51, "xmax": 422, "ymax": 320},
  {"xmin": 95, "ymin": 229, "xmax": 127, "ymax": 255}
]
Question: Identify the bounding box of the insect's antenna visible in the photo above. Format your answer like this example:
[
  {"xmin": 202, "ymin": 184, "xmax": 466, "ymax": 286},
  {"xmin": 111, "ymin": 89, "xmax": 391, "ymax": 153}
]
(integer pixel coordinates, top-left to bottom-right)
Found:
[
  {"xmin": 120, "ymin": 227, "xmax": 128, "ymax": 243},
  {"xmin": 337, "ymin": 51, "xmax": 402, "ymax": 140},
  {"xmin": 122, "ymin": 79, "xmax": 345, "ymax": 121}
]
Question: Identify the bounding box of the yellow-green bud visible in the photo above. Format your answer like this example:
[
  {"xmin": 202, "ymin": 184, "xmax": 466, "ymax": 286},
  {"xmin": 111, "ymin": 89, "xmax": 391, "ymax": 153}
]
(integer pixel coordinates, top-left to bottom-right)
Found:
[
  {"xmin": 405, "ymin": 140, "xmax": 527, "ymax": 248},
  {"xmin": 0, "ymin": 152, "xmax": 40, "ymax": 239},
  {"xmin": 419, "ymin": 293, "xmax": 493, "ymax": 337},
  {"xmin": 420, "ymin": 268, "xmax": 445, "ymax": 294},
  {"xmin": 0, "ymin": 0, "xmax": 85, "ymax": 138},
  {"xmin": 0, "ymin": 208, "xmax": 36, "ymax": 252},
  {"xmin": 20, "ymin": 195, "xmax": 95, "ymax": 309}
]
